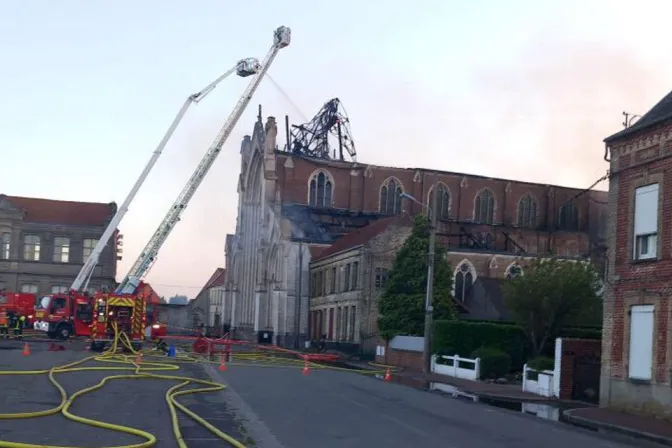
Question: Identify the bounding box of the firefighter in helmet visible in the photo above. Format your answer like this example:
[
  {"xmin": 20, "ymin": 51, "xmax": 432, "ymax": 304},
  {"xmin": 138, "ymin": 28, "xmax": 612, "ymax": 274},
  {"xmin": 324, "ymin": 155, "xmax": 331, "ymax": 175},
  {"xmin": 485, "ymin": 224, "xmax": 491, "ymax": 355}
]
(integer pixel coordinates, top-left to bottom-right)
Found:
[
  {"xmin": 0, "ymin": 309, "xmax": 8, "ymax": 338},
  {"xmin": 13, "ymin": 313, "xmax": 25, "ymax": 339}
]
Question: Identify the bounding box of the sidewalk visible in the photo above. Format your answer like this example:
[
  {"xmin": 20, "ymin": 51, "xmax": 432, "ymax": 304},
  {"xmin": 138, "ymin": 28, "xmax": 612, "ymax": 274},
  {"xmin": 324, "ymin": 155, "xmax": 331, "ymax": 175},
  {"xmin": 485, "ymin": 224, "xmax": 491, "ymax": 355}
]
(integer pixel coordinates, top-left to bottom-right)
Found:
[
  {"xmin": 345, "ymin": 360, "xmax": 555, "ymax": 402},
  {"xmin": 564, "ymin": 407, "xmax": 672, "ymax": 446}
]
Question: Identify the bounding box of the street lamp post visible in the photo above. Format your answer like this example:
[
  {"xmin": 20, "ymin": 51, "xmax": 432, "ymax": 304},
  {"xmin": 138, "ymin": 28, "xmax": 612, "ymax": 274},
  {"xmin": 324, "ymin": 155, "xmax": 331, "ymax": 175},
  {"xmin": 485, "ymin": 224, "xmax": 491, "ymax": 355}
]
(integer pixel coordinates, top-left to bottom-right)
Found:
[{"xmin": 400, "ymin": 190, "xmax": 438, "ymax": 376}]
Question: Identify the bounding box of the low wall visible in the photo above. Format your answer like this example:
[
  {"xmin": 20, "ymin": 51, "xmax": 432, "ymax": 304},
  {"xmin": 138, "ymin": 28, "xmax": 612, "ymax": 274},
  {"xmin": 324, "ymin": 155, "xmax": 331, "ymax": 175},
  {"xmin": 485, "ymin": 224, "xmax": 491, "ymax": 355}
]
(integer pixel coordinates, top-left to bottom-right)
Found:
[{"xmin": 375, "ymin": 336, "xmax": 423, "ymax": 371}]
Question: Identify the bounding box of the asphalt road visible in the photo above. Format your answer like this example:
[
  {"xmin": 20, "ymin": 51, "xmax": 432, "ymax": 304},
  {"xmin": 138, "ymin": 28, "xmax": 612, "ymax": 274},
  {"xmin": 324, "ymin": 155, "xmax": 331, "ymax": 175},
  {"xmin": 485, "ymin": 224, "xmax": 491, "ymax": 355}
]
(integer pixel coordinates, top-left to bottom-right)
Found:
[
  {"xmin": 0, "ymin": 338, "xmax": 249, "ymax": 448},
  {"xmin": 209, "ymin": 361, "xmax": 652, "ymax": 448}
]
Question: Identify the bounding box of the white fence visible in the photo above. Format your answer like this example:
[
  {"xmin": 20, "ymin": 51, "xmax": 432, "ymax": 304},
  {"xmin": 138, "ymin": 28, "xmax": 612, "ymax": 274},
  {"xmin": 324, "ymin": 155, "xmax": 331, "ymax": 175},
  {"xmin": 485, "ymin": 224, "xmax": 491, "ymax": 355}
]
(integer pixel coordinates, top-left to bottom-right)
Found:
[
  {"xmin": 431, "ymin": 354, "xmax": 480, "ymax": 381},
  {"xmin": 521, "ymin": 337, "xmax": 563, "ymax": 398},
  {"xmin": 522, "ymin": 364, "xmax": 555, "ymax": 397}
]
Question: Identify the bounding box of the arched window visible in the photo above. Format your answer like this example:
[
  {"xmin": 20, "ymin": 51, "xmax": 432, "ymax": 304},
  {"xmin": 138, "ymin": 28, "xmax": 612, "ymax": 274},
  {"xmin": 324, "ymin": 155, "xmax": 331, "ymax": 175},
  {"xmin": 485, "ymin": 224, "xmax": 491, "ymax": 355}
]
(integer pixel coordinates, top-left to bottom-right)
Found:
[
  {"xmin": 380, "ymin": 177, "xmax": 403, "ymax": 215},
  {"xmin": 505, "ymin": 263, "xmax": 523, "ymax": 280},
  {"xmin": 309, "ymin": 170, "xmax": 333, "ymax": 208},
  {"xmin": 454, "ymin": 261, "xmax": 475, "ymax": 302},
  {"xmin": 517, "ymin": 194, "xmax": 537, "ymax": 228},
  {"xmin": 428, "ymin": 184, "xmax": 451, "ymax": 220},
  {"xmin": 474, "ymin": 189, "xmax": 495, "ymax": 224},
  {"xmin": 557, "ymin": 203, "xmax": 579, "ymax": 230}
]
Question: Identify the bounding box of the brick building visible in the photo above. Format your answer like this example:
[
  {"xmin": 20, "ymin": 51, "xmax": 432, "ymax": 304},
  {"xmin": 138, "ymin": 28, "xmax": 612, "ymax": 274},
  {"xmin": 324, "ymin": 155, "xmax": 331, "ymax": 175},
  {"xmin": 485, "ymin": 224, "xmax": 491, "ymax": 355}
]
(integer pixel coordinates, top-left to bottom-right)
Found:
[
  {"xmin": 601, "ymin": 89, "xmax": 672, "ymax": 418},
  {"xmin": 224, "ymin": 101, "xmax": 608, "ymax": 347},
  {"xmin": 0, "ymin": 195, "xmax": 119, "ymax": 294}
]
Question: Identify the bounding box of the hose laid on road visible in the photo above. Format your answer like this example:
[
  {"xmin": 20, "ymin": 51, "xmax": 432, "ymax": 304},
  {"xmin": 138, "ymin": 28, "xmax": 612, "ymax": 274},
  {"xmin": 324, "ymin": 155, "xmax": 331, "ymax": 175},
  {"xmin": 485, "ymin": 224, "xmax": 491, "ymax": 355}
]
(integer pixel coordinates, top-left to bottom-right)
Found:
[
  {"xmin": 0, "ymin": 328, "xmax": 403, "ymax": 448},
  {"xmin": 0, "ymin": 323, "xmax": 247, "ymax": 448}
]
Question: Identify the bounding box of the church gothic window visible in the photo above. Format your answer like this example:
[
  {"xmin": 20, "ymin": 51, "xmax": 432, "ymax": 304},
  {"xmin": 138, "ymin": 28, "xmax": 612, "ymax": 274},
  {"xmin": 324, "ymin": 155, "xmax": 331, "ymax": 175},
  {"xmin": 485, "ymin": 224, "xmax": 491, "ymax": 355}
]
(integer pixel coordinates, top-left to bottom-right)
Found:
[
  {"xmin": 557, "ymin": 202, "xmax": 579, "ymax": 230},
  {"xmin": 309, "ymin": 170, "xmax": 333, "ymax": 208},
  {"xmin": 380, "ymin": 178, "xmax": 403, "ymax": 215},
  {"xmin": 474, "ymin": 189, "xmax": 494, "ymax": 224},
  {"xmin": 517, "ymin": 194, "xmax": 537, "ymax": 228},
  {"xmin": 428, "ymin": 184, "xmax": 451, "ymax": 220},
  {"xmin": 454, "ymin": 262, "xmax": 474, "ymax": 302}
]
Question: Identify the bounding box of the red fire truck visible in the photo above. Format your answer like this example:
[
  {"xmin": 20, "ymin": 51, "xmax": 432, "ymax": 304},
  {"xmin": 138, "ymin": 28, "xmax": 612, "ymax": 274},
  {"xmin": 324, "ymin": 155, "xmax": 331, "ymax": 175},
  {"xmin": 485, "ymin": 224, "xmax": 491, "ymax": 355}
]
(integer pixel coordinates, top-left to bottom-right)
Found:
[
  {"xmin": 0, "ymin": 292, "xmax": 37, "ymax": 327},
  {"xmin": 89, "ymin": 292, "xmax": 146, "ymax": 352},
  {"xmin": 33, "ymin": 292, "xmax": 94, "ymax": 340}
]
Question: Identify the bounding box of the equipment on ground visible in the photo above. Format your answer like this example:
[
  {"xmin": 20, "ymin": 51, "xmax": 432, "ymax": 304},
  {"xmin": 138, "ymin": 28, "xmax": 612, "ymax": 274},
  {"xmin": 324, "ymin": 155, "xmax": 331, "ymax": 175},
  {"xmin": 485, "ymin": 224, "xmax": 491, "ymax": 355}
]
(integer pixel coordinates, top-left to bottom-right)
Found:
[{"xmin": 116, "ymin": 25, "xmax": 291, "ymax": 294}]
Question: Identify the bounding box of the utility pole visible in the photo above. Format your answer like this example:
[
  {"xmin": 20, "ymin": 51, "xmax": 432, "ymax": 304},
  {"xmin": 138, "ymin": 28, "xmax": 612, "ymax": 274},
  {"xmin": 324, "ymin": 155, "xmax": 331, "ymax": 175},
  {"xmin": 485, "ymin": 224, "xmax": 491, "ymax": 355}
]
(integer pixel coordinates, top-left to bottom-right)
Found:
[{"xmin": 423, "ymin": 190, "xmax": 438, "ymax": 376}]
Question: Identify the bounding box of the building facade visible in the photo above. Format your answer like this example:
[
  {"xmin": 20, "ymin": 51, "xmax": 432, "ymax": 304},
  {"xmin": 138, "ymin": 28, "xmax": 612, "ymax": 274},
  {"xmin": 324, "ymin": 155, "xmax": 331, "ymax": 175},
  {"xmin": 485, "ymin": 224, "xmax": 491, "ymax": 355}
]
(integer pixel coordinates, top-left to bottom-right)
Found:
[
  {"xmin": 225, "ymin": 104, "xmax": 608, "ymax": 347},
  {"xmin": 0, "ymin": 195, "xmax": 118, "ymax": 294},
  {"xmin": 189, "ymin": 267, "xmax": 226, "ymax": 331},
  {"xmin": 309, "ymin": 215, "xmax": 413, "ymax": 352},
  {"xmin": 601, "ymin": 90, "xmax": 672, "ymax": 419}
]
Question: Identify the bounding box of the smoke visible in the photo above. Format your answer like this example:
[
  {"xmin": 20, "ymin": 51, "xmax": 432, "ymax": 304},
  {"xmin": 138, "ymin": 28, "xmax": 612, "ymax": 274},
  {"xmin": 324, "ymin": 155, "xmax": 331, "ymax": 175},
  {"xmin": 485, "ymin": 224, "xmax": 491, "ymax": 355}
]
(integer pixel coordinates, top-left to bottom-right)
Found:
[{"xmin": 471, "ymin": 37, "xmax": 667, "ymax": 188}]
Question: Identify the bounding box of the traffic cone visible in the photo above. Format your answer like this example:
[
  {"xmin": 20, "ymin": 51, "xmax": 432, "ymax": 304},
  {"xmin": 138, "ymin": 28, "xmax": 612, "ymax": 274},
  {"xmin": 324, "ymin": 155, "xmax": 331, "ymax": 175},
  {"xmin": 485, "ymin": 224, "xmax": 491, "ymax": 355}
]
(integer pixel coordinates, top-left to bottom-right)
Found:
[
  {"xmin": 384, "ymin": 368, "xmax": 392, "ymax": 382},
  {"xmin": 22, "ymin": 343, "xmax": 30, "ymax": 356},
  {"xmin": 302, "ymin": 357, "xmax": 309, "ymax": 376},
  {"xmin": 219, "ymin": 356, "xmax": 227, "ymax": 372}
]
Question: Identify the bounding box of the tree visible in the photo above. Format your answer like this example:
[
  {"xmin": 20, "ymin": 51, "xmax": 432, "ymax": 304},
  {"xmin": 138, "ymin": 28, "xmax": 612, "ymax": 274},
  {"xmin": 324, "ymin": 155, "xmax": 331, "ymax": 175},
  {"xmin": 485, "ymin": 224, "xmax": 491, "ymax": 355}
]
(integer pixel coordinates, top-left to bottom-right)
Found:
[
  {"xmin": 378, "ymin": 215, "xmax": 455, "ymax": 340},
  {"xmin": 502, "ymin": 258, "xmax": 601, "ymax": 357},
  {"xmin": 169, "ymin": 295, "xmax": 189, "ymax": 305}
]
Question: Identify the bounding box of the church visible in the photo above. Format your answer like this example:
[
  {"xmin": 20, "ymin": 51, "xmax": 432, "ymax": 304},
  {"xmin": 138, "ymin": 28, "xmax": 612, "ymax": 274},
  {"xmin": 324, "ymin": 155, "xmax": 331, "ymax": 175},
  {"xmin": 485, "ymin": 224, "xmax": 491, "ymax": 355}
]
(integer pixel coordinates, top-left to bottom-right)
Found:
[{"xmin": 223, "ymin": 99, "xmax": 607, "ymax": 348}]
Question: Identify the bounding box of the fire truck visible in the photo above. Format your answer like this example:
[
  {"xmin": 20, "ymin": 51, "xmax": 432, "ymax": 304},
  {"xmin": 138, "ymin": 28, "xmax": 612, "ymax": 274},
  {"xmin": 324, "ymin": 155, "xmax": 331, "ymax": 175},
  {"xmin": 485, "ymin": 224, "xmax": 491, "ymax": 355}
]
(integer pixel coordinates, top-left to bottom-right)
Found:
[
  {"xmin": 33, "ymin": 26, "xmax": 291, "ymax": 342},
  {"xmin": 89, "ymin": 292, "xmax": 147, "ymax": 352},
  {"xmin": 33, "ymin": 284, "xmax": 163, "ymax": 341},
  {"xmin": 0, "ymin": 292, "xmax": 37, "ymax": 328}
]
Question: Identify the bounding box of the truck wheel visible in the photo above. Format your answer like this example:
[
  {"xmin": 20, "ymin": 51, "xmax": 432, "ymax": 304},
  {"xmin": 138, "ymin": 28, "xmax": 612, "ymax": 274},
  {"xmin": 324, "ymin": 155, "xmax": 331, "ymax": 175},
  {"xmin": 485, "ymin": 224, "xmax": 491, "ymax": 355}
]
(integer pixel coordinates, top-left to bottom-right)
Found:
[{"xmin": 56, "ymin": 324, "xmax": 71, "ymax": 341}]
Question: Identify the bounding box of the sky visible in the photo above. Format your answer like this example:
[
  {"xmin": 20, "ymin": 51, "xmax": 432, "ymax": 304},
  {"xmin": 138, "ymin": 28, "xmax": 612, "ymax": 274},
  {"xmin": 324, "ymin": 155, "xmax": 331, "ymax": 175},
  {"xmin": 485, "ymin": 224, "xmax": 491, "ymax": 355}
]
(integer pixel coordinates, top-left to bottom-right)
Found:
[{"xmin": 2, "ymin": 1, "xmax": 671, "ymax": 299}]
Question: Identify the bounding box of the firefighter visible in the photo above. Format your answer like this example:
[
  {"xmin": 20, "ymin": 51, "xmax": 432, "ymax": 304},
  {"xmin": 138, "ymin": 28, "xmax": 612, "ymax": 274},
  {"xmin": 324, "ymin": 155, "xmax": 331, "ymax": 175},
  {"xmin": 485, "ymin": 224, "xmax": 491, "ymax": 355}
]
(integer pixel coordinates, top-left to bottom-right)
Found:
[
  {"xmin": 13, "ymin": 314, "xmax": 25, "ymax": 339},
  {"xmin": 0, "ymin": 310, "xmax": 8, "ymax": 339}
]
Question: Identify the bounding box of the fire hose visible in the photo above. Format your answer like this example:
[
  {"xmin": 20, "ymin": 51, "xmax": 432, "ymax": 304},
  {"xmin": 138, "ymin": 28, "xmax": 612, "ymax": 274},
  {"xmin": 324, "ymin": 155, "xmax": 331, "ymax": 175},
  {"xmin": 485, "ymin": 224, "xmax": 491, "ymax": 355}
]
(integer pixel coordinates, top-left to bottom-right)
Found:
[
  {"xmin": 0, "ymin": 326, "xmax": 402, "ymax": 447},
  {"xmin": 0, "ymin": 323, "xmax": 246, "ymax": 448}
]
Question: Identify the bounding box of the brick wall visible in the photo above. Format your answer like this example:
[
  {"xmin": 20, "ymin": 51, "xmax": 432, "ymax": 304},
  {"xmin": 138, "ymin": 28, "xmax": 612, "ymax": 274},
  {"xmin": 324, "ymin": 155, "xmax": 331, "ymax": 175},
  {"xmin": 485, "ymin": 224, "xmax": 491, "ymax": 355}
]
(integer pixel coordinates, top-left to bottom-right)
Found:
[
  {"xmin": 558, "ymin": 338, "xmax": 601, "ymax": 400},
  {"xmin": 375, "ymin": 341, "xmax": 423, "ymax": 371},
  {"xmin": 273, "ymin": 151, "xmax": 604, "ymax": 258},
  {"xmin": 601, "ymin": 119, "xmax": 672, "ymax": 418}
]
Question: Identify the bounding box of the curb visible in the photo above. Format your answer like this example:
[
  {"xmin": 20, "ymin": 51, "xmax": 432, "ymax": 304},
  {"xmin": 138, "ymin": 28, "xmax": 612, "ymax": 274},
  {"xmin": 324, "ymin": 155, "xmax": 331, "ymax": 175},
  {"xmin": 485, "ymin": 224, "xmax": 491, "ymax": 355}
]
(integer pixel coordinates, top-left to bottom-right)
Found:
[
  {"xmin": 344, "ymin": 363, "xmax": 557, "ymax": 404},
  {"xmin": 563, "ymin": 409, "xmax": 672, "ymax": 447}
]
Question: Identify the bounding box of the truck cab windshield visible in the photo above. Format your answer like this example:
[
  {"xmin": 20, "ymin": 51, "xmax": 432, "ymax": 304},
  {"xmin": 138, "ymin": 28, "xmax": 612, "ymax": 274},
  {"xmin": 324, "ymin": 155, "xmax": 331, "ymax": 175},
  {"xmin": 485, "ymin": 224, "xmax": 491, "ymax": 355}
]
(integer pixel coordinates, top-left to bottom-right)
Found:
[{"xmin": 38, "ymin": 296, "xmax": 51, "ymax": 310}]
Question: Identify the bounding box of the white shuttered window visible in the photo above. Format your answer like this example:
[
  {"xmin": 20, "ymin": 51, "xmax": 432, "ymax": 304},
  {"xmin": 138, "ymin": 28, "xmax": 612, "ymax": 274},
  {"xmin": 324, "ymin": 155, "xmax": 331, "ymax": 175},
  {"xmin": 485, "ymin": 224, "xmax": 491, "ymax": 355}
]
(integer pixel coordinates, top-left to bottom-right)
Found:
[
  {"xmin": 629, "ymin": 305, "xmax": 654, "ymax": 380},
  {"xmin": 633, "ymin": 184, "xmax": 659, "ymax": 260}
]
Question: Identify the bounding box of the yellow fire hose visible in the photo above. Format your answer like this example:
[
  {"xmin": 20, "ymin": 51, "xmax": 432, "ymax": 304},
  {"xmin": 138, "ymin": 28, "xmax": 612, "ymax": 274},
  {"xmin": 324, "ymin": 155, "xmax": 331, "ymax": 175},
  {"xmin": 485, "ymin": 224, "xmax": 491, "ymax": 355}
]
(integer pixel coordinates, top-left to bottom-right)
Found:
[{"xmin": 0, "ymin": 325, "xmax": 401, "ymax": 448}]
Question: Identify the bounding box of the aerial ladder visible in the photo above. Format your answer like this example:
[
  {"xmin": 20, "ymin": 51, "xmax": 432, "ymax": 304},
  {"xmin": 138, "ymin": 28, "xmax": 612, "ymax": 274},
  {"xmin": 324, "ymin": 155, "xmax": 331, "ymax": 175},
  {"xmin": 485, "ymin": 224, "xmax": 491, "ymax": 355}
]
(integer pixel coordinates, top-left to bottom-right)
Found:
[
  {"xmin": 70, "ymin": 56, "xmax": 262, "ymax": 293},
  {"xmin": 115, "ymin": 25, "xmax": 291, "ymax": 294}
]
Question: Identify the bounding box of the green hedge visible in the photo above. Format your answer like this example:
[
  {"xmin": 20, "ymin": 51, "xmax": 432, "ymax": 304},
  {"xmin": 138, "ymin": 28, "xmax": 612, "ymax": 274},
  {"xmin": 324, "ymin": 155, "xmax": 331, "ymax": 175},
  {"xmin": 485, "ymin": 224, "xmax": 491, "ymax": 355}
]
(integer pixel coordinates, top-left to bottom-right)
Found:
[
  {"xmin": 471, "ymin": 347, "xmax": 511, "ymax": 380},
  {"xmin": 433, "ymin": 320, "xmax": 602, "ymax": 370},
  {"xmin": 433, "ymin": 320, "xmax": 527, "ymax": 370}
]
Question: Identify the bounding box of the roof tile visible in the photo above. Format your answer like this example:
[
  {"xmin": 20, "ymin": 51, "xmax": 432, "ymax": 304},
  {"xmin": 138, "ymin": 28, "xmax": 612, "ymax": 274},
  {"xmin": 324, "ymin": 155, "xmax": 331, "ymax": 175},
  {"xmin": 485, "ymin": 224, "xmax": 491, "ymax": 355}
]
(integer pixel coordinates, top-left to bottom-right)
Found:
[{"xmin": 3, "ymin": 195, "xmax": 116, "ymax": 227}]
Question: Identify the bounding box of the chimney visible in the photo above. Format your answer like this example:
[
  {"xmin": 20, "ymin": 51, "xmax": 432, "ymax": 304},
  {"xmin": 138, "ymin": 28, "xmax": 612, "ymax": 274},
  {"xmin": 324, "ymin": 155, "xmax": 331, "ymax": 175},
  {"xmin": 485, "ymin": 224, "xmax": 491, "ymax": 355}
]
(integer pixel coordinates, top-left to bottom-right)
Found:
[{"xmin": 265, "ymin": 116, "xmax": 278, "ymax": 153}]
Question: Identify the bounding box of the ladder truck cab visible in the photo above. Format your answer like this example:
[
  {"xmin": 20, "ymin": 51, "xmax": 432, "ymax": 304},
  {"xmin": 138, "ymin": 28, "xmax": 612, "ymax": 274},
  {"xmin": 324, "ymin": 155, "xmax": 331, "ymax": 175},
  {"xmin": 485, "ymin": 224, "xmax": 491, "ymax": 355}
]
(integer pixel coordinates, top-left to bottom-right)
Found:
[
  {"xmin": 33, "ymin": 291, "xmax": 94, "ymax": 340},
  {"xmin": 90, "ymin": 292, "xmax": 146, "ymax": 352}
]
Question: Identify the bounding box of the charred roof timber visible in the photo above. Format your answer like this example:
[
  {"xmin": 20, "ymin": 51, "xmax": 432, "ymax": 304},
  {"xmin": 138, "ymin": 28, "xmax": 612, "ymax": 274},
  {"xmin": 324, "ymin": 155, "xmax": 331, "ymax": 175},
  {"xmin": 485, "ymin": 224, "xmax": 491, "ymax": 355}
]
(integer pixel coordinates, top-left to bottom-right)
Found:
[{"xmin": 290, "ymin": 98, "xmax": 357, "ymax": 162}]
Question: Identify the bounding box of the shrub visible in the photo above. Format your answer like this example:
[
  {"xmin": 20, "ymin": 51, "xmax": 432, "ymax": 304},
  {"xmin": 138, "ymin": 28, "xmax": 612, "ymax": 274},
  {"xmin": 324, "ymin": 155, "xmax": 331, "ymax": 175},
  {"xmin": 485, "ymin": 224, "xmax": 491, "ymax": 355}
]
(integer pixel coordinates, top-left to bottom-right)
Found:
[
  {"xmin": 527, "ymin": 356, "xmax": 554, "ymax": 372},
  {"xmin": 433, "ymin": 320, "xmax": 527, "ymax": 370},
  {"xmin": 471, "ymin": 347, "xmax": 511, "ymax": 380}
]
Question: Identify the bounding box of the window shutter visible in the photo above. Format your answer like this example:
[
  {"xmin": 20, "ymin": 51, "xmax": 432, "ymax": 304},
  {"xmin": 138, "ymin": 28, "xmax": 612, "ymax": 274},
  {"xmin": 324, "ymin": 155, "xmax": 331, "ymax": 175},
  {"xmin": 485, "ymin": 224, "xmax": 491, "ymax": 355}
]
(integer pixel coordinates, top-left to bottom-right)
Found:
[{"xmin": 634, "ymin": 184, "xmax": 658, "ymax": 235}]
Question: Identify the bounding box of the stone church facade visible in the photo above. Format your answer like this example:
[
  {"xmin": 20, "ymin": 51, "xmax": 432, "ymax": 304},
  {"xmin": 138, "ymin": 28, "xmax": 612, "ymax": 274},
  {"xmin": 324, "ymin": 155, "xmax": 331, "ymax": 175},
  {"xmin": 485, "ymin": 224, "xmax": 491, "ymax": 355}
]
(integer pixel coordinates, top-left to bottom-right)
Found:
[{"xmin": 224, "ymin": 106, "xmax": 609, "ymax": 347}]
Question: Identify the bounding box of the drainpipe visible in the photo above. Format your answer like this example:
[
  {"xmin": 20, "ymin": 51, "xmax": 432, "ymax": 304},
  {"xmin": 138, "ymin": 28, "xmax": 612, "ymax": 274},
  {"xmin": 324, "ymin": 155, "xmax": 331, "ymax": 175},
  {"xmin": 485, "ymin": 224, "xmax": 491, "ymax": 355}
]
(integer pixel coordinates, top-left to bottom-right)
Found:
[{"xmin": 295, "ymin": 242, "xmax": 303, "ymax": 348}]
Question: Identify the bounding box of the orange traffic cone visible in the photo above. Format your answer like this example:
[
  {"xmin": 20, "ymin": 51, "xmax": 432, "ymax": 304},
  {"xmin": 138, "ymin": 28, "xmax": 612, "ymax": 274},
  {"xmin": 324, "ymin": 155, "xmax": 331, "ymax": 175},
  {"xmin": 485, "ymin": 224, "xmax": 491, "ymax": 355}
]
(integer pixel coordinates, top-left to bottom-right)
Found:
[
  {"xmin": 219, "ymin": 356, "xmax": 227, "ymax": 372},
  {"xmin": 302, "ymin": 357, "xmax": 310, "ymax": 376},
  {"xmin": 22, "ymin": 342, "xmax": 30, "ymax": 356},
  {"xmin": 384, "ymin": 368, "xmax": 392, "ymax": 382}
]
